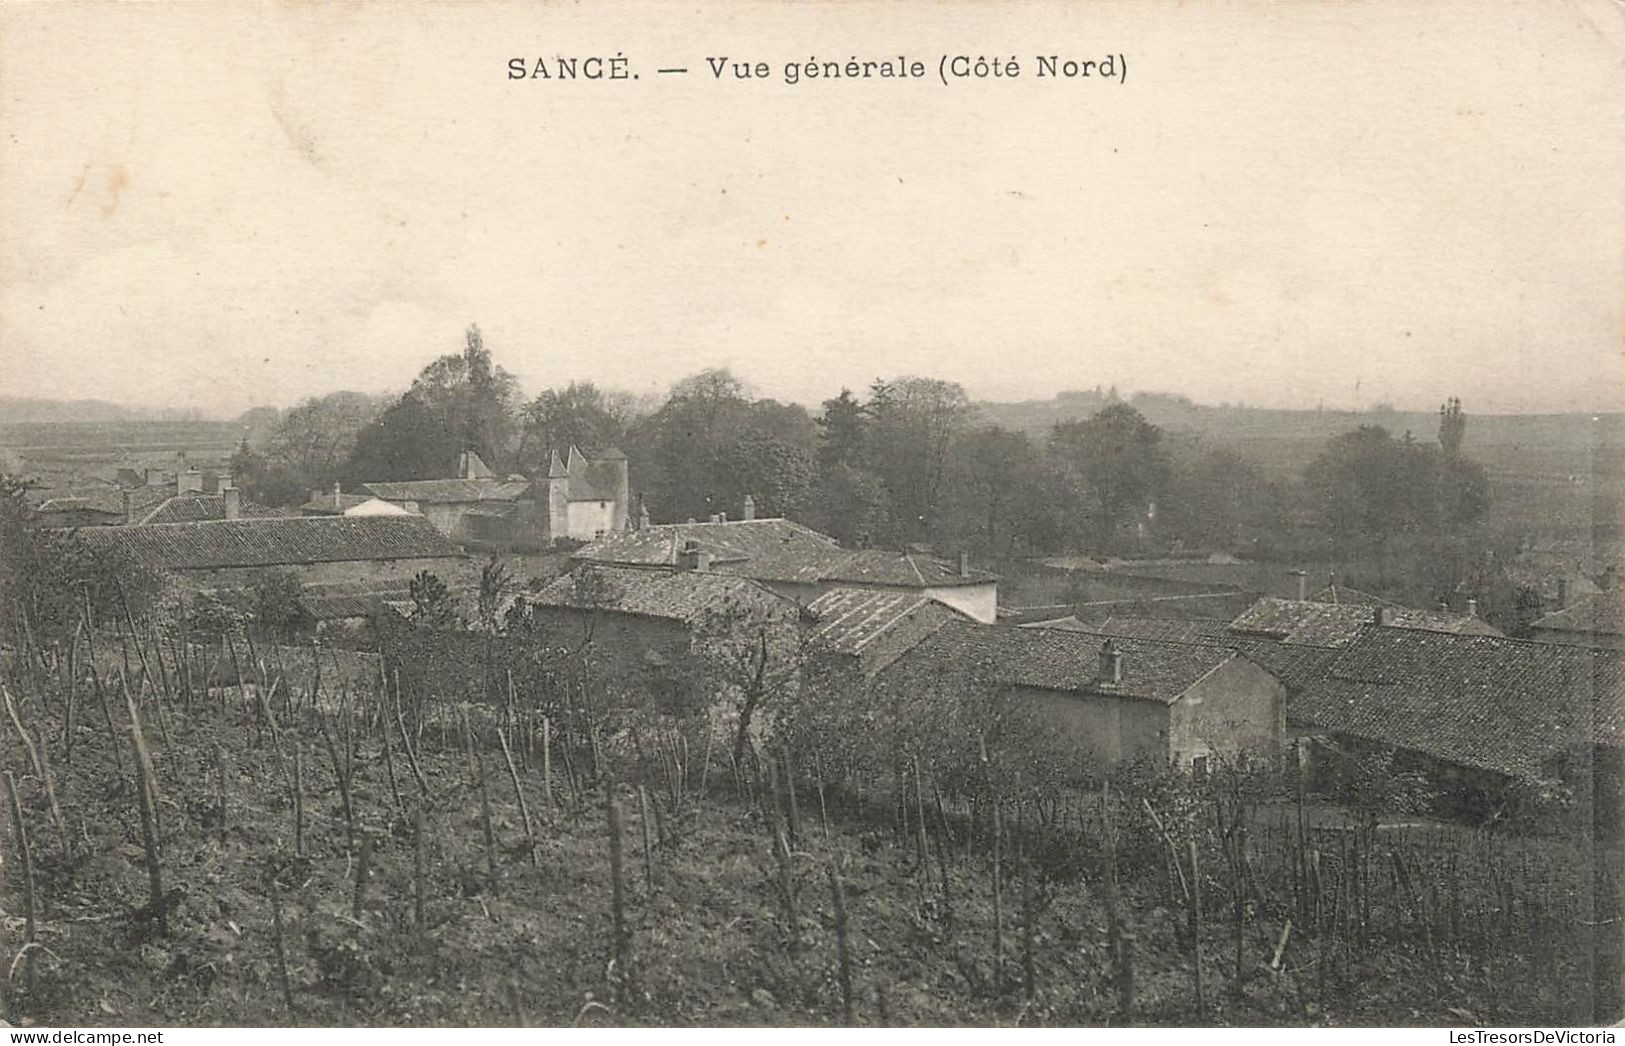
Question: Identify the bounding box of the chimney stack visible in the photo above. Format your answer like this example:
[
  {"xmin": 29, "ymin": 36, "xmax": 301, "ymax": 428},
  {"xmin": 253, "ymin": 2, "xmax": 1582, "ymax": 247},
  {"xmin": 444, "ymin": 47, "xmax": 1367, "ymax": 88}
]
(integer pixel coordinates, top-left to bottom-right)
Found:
[
  {"xmin": 678, "ymin": 540, "xmax": 711, "ymax": 573},
  {"xmin": 1374, "ymin": 606, "xmax": 1389, "ymax": 627},
  {"xmin": 709, "ymin": 513, "xmax": 721, "ymax": 524},
  {"xmin": 743, "ymin": 494, "xmax": 756, "ymax": 521},
  {"xmin": 122, "ymin": 490, "xmax": 134, "ymax": 525},
  {"xmin": 1289, "ymin": 569, "xmax": 1307, "ymax": 601},
  {"xmin": 959, "ymin": 550, "xmax": 971, "ymax": 578},
  {"xmin": 177, "ymin": 468, "xmax": 203, "ymax": 495},
  {"xmin": 1556, "ymin": 578, "xmax": 1568, "ymax": 609},
  {"xmin": 638, "ymin": 502, "xmax": 651, "ymax": 530},
  {"xmin": 223, "ymin": 485, "xmax": 241, "ymax": 521},
  {"xmin": 719, "ymin": 511, "xmax": 728, "ymax": 524},
  {"xmin": 1098, "ymin": 640, "xmax": 1123, "ymax": 685},
  {"xmin": 1466, "ymin": 597, "xmax": 1478, "ymax": 617},
  {"xmin": 333, "ymin": 481, "xmax": 343, "ymax": 512}
]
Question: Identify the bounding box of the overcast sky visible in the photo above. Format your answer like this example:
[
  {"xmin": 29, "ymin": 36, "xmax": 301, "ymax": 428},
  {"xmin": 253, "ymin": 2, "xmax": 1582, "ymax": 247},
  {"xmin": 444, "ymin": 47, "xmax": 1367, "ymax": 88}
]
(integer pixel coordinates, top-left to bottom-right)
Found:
[{"xmin": 3, "ymin": 0, "xmax": 1622, "ymax": 417}]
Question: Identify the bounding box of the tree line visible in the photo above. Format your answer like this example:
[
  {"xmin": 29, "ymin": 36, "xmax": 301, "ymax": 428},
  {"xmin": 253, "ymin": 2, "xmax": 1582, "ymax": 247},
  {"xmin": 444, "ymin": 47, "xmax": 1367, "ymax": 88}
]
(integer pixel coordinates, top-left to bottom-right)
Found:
[{"xmin": 227, "ymin": 325, "xmax": 1491, "ymax": 564}]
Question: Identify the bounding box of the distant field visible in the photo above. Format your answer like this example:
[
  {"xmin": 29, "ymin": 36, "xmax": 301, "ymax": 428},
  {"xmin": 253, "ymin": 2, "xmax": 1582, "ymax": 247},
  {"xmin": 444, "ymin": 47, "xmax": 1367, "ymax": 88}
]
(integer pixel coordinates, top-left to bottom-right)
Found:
[{"xmin": 0, "ymin": 420, "xmax": 245, "ymax": 485}]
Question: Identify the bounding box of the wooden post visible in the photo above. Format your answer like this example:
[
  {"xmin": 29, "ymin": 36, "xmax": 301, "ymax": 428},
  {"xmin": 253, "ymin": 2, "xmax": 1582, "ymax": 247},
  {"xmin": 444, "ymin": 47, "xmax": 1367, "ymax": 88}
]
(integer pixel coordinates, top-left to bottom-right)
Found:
[
  {"xmin": 829, "ymin": 858, "xmax": 853, "ymax": 1025},
  {"xmin": 270, "ymin": 875, "xmax": 295, "ymax": 1016},
  {"xmin": 541, "ymin": 716, "xmax": 556, "ymax": 816},
  {"xmin": 3, "ymin": 771, "xmax": 37, "ymax": 994},
  {"xmin": 1189, "ymin": 839, "xmax": 1205, "ymax": 1020},
  {"xmin": 606, "ymin": 788, "xmax": 630, "ymax": 997},
  {"xmin": 638, "ymin": 784, "xmax": 655, "ymax": 892},
  {"xmin": 413, "ymin": 804, "xmax": 427, "ymax": 934},
  {"xmin": 498, "ymin": 728, "xmax": 538, "ymax": 866}
]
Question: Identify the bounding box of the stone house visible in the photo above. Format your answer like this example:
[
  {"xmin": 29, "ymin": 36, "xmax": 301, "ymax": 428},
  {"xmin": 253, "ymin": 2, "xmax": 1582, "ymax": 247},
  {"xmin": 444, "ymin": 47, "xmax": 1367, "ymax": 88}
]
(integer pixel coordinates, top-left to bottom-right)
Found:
[
  {"xmin": 359, "ymin": 447, "xmax": 629, "ymax": 545},
  {"xmin": 573, "ymin": 513, "xmax": 1001, "ymax": 622},
  {"xmin": 886, "ymin": 620, "xmax": 1287, "ymax": 771},
  {"xmin": 74, "ymin": 513, "xmax": 462, "ymax": 588}
]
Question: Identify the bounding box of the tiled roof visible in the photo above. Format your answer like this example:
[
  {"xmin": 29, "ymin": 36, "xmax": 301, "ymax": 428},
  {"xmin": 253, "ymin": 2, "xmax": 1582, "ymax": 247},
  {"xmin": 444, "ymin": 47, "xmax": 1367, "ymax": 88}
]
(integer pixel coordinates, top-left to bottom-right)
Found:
[
  {"xmin": 523, "ymin": 565, "xmax": 796, "ymax": 625},
  {"xmin": 30, "ymin": 485, "xmax": 169, "ymax": 519},
  {"xmin": 804, "ymin": 587, "xmax": 969, "ymax": 665},
  {"xmin": 820, "ymin": 549, "xmax": 999, "ymax": 587},
  {"xmin": 889, "ymin": 621, "xmax": 1236, "ymax": 704},
  {"xmin": 575, "ymin": 519, "xmax": 844, "ymax": 581},
  {"xmin": 73, "ymin": 515, "xmax": 460, "ymax": 570},
  {"xmin": 1026, "ymin": 614, "xmax": 1341, "ymax": 693},
  {"xmin": 1311, "ymin": 583, "xmax": 1403, "ymax": 608},
  {"xmin": 1294, "ymin": 626, "xmax": 1625, "ymax": 780},
  {"xmin": 575, "ymin": 519, "xmax": 997, "ymax": 588},
  {"xmin": 1228, "ymin": 597, "xmax": 1501, "ymax": 647},
  {"xmin": 140, "ymin": 493, "xmax": 277, "ymax": 525},
  {"xmin": 300, "ymin": 493, "xmax": 376, "ymax": 515},
  {"xmin": 1529, "ymin": 593, "xmax": 1625, "ymax": 639},
  {"xmin": 363, "ymin": 478, "xmax": 533, "ymax": 504}
]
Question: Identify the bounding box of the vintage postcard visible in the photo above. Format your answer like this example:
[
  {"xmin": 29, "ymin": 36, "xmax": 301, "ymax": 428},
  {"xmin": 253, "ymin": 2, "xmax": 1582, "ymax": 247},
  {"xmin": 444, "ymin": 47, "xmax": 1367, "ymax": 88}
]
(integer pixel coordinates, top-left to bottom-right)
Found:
[{"xmin": 2, "ymin": 0, "xmax": 1622, "ymax": 1034}]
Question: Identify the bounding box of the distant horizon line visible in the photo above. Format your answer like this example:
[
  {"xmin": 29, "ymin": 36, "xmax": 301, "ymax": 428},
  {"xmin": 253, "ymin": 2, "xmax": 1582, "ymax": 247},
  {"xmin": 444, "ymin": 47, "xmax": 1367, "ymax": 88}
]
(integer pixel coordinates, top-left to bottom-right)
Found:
[{"xmin": 2, "ymin": 387, "xmax": 1621, "ymax": 424}]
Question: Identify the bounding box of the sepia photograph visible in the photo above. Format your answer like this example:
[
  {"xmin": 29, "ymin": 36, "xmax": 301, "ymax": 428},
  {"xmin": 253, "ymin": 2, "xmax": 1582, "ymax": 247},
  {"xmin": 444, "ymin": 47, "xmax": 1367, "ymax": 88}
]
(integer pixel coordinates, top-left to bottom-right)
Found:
[{"xmin": 1, "ymin": 0, "xmax": 1623, "ymax": 1035}]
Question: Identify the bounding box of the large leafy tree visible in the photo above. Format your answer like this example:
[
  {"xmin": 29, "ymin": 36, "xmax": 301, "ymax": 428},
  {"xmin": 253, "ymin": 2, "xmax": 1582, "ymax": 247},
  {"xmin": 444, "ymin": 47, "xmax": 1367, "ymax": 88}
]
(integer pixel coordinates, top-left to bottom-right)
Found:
[
  {"xmin": 516, "ymin": 381, "xmax": 633, "ymax": 472},
  {"xmin": 265, "ymin": 391, "xmax": 382, "ymax": 489},
  {"xmin": 626, "ymin": 368, "xmax": 817, "ymax": 523},
  {"xmin": 866, "ymin": 376, "xmax": 973, "ymax": 544},
  {"xmin": 1304, "ymin": 423, "xmax": 1491, "ymax": 578},
  {"xmin": 1048, "ymin": 403, "xmax": 1169, "ymax": 551},
  {"xmin": 343, "ymin": 324, "xmax": 521, "ymax": 482}
]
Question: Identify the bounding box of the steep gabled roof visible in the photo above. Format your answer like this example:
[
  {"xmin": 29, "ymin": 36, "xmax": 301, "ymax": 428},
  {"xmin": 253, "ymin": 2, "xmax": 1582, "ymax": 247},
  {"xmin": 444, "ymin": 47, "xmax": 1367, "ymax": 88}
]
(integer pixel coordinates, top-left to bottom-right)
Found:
[
  {"xmin": 523, "ymin": 564, "xmax": 796, "ymax": 626},
  {"xmin": 1294, "ymin": 626, "xmax": 1625, "ymax": 780},
  {"xmin": 73, "ymin": 515, "xmax": 460, "ymax": 570},
  {"xmin": 888, "ymin": 621, "xmax": 1237, "ymax": 705},
  {"xmin": 1229, "ymin": 597, "xmax": 1501, "ymax": 647}
]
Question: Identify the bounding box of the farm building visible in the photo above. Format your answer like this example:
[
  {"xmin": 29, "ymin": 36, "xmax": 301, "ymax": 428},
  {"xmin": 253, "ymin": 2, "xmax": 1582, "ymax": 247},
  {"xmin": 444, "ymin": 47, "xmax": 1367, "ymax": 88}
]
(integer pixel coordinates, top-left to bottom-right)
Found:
[
  {"xmin": 1228, "ymin": 597, "xmax": 1501, "ymax": 646},
  {"xmin": 803, "ymin": 587, "xmax": 974, "ymax": 676},
  {"xmin": 299, "ymin": 485, "xmax": 416, "ymax": 519},
  {"xmin": 511, "ymin": 563, "xmax": 803, "ymax": 682},
  {"xmin": 1527, "ymin": 593, "xmax": 1625, "ymax": 651},
  {"xmin": 573, "ymin": 514, "xmax": 1000, "ymax": 622},
  {"xmin": 884, "ymin": 620, "xmax": 1287, "ymax": 772},
  {"xmin": 359, "ymin": 446, "xmax": 629, "ymax": 545},
  {"xmin": 1286, "ymin": 626, "xmax": 1625, "ymax": 827},
  {"xmin": 73, "ymin": 514, "xmax": 462, "ymax": 588}
]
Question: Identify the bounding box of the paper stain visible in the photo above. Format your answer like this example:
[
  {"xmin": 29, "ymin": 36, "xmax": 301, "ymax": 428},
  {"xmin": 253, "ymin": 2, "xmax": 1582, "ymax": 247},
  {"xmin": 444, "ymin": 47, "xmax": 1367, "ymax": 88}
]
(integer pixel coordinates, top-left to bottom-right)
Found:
[{"xmin": 66, "ymin": 162, "xmax": 129, "ymax": 217}]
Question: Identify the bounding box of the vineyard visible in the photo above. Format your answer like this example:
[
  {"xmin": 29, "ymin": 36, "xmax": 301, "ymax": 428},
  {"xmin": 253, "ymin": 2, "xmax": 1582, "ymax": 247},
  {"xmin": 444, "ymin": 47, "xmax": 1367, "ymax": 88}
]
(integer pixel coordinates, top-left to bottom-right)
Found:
[{"xmin": 0, "ymin": 618, "xmax": 1617, "ymax": 1027}]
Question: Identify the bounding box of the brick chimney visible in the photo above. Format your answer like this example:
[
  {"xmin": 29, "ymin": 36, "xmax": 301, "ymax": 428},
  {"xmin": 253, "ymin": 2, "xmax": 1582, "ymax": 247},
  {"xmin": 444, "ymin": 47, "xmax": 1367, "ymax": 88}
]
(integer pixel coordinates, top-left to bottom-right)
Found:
[
  {"xmin": 333, "ymin": 481, "xmax": 343, "ymax": 512},
  {"xmin": 177, "ymin": 468, "xmax": 203, "ymax": 495},
  {"xmin": 638, "ymin": 502, "xmax": 651, "ymax": 530},
  {"xmin": 1098, "ymin": 639, "xmax": 1123, "ymax": 685},
  {"xmin": 678, "ymin": 540, "xmax": 711, "ymax": 573},
  {"xmin": 1289, "ymin": 568, "xmax": 1307, "ymax": 601},
  {"xmin": 959, "ymin": 550, "xmax": 971, "ymax": 578},
  {"xmin": 1556, "ymin": 578, "xmax": 1568, "ymax": 609},
  {"xmin": 708, "ymin": 513, "xmax": 721, "ymax": 524},
  {"xmin": 223, "ymin": 485, "xmax": 241, "ymax": 521},
  {"xmin": 1374, "ymin": 606, "xmax": 1389, "ymax": 626},
  {"xmin": 122, "ymin": 490, "xmax": 134, "ymax": 525},
  {"xmin": 743, "ymin": 494, "xmax": 756, "ymax": 521},
  {"xmin": 1466, "ymin": 597, "xmax": 1478, "ymax": 617}
]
